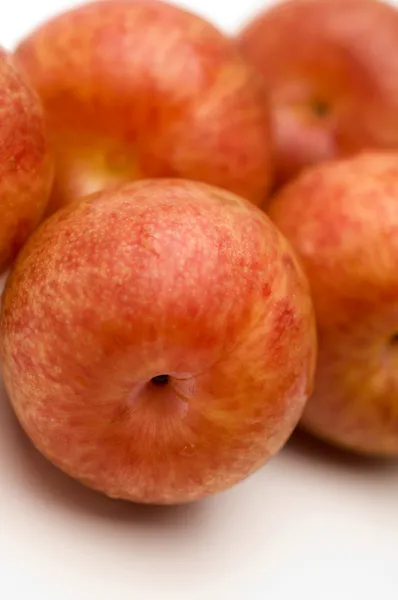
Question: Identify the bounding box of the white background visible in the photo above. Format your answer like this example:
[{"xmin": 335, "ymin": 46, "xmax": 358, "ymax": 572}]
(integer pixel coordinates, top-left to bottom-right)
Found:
[{"xmin": 0, "ymin": 1, "xmax": 398, "ymax": 599}]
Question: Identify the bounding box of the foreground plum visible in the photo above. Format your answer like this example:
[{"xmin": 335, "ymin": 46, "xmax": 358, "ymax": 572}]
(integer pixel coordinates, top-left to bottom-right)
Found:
[{"xmin": 1, "ymin": 179, "xmax": 315, "ymax": 504}]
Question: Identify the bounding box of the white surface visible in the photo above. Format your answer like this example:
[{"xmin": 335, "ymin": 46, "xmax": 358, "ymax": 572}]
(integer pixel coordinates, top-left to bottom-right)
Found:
[{"xmin": 1, "ymin": 1, "xmax": 398, "ymax": 599}]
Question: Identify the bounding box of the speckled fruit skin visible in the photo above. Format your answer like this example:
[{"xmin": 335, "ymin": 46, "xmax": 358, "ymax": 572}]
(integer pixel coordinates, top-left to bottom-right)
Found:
[
  {"xmin": 237, "ymin": 0, "xmax": 398, "ymax": 187},
  {"xmin": 0, "ymin": 179, "xmax": 316, "ymax": 504},
  {"xmin": 14, "ymin": 0, "xmax": 273, "ymax": 215},
  {"xmin": 0, "ymin": 47, "xmax": 53, "ymax": 272},
  {"xmin": 269, "ymin": 152, "xmax": 398, "ymax": 456}
]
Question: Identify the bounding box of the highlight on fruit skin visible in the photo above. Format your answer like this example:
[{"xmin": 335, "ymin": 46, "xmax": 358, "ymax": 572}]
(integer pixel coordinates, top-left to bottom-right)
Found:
[
  {"xmin": 269, "ymin": 151, "xmax": 398, "ymax": 457},
  {"xmin": 0, "ymin": 47, "xmax": 53, "ymax": 273},
  {"xmin": 0, "ymin": 178, "xmax": 316, "ymax": 504},
  {"xmin": 237, "ymin": 0, "xmax": 398, "ymax": 187},
  {"xmin": 13, "ymin": 0, "xmax": 273, "ymax": 215}
]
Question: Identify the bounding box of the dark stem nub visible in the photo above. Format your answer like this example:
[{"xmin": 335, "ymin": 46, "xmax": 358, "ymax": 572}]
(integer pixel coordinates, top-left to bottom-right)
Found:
[
  {"xmin": 151, "ymin": 374, "xmax": 169, "ymax": 386},
  {"xmin": 390, "ymin": 333, "xmax": 398, "ymax": 346},
  {"xmin": 312, "ymin": 99, "xmax": 330, "ymax": 118}
]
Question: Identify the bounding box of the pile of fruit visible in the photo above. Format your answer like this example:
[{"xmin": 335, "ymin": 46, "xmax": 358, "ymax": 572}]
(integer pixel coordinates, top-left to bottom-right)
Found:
[{"xmin": 1, "ymin": 0, "xmax": 397, "ymax": 506}]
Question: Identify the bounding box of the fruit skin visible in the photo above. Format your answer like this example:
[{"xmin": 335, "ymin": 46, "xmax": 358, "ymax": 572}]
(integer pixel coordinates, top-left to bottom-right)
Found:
[
  {"xmin": 269, "ymin": 152, "xmax": 398, "ymax": 456},
  {"xmin": 0, "ymin": 179, "xmax": 315, "ymax": 504},
  {"xmin": 237, "ymin": 0, "xmax": 398, "ymax": 187},
  {"xmin": 14, "ymin": 0, "xmax": 273, "ymax": 215},
  {"xmin": 0, "ymin": 47, "xmax": 53, "ymax": 273}
]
